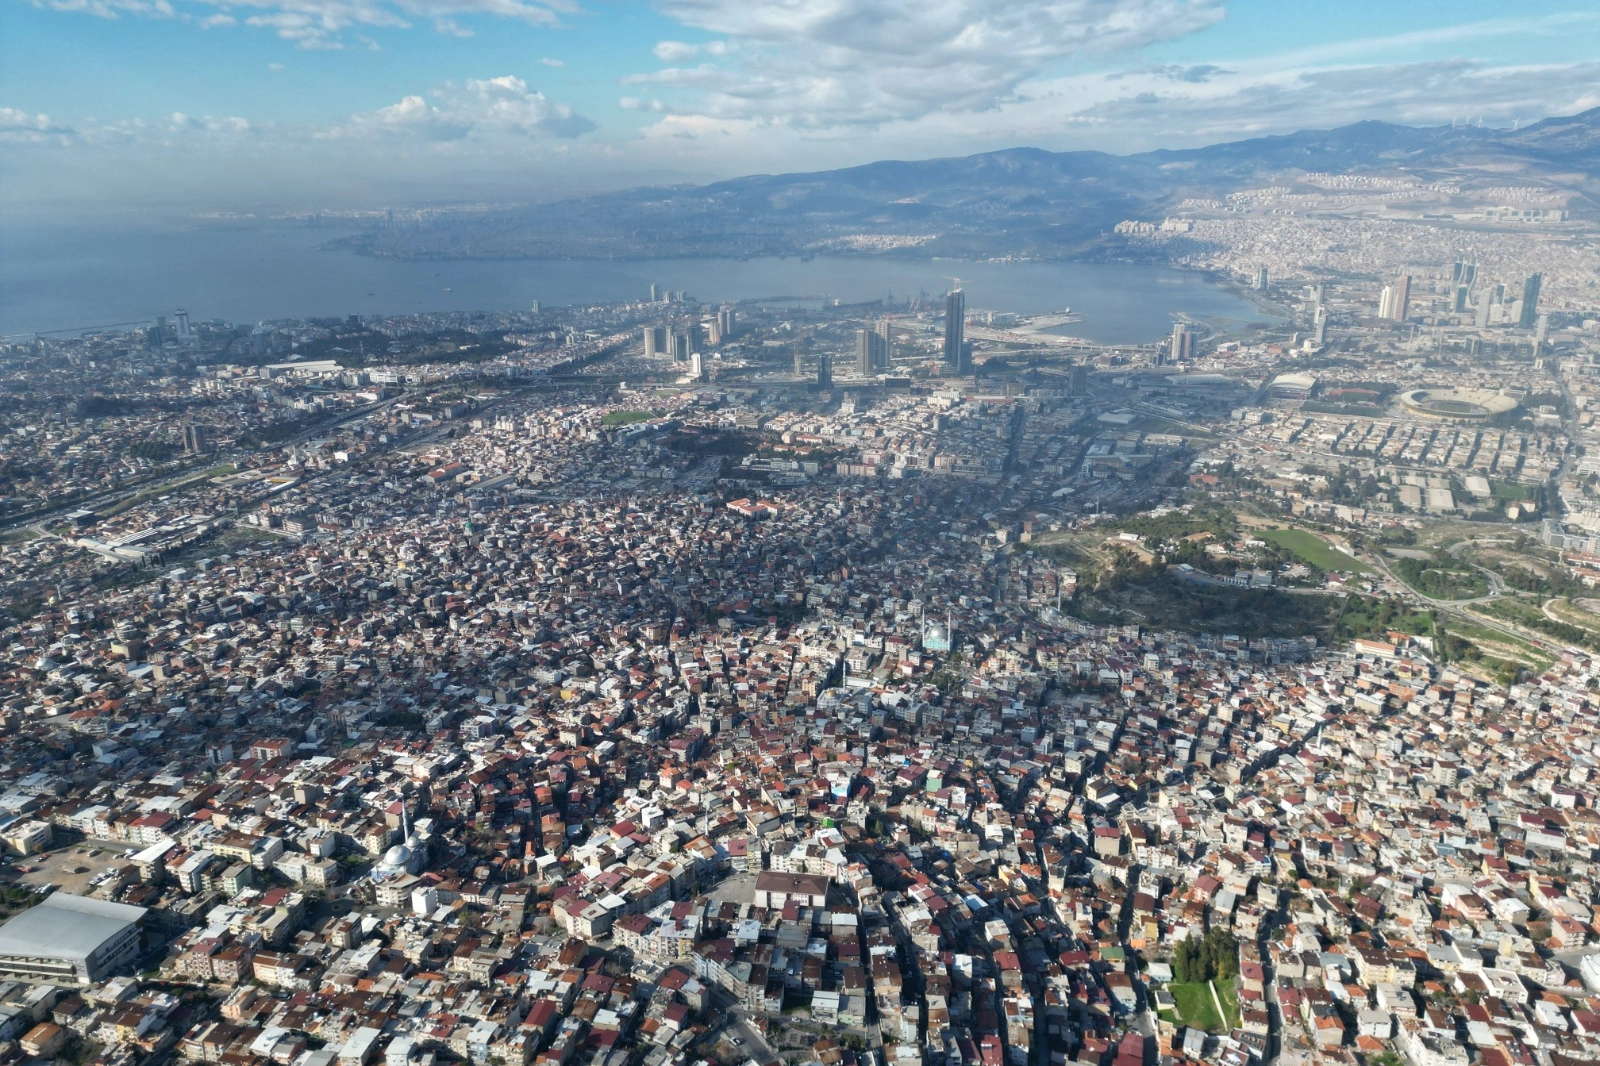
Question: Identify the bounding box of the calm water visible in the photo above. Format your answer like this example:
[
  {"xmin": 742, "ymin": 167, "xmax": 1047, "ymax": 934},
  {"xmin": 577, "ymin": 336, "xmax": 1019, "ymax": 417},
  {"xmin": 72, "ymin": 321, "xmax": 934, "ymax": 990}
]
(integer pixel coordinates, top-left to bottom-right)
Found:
[{"xmin": 1, "ymin": 218, "xmax": 1271, "ymax": 343}]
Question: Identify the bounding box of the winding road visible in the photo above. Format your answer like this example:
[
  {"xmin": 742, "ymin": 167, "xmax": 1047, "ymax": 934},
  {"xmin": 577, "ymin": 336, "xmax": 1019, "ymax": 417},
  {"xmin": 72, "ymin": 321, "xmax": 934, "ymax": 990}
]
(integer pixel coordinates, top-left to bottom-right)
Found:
[{"xmin": 1362, "ymin": 549, "xmax": 1566, "ymax": 658}]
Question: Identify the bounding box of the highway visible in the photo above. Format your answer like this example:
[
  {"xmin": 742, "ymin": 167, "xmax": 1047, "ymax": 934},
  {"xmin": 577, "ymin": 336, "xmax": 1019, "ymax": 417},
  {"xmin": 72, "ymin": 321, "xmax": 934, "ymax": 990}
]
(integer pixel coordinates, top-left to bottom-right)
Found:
[
  {"xmin": 0, "ymin": 394, "xmax": 404, "ymax": 539},
  {"xmin": 0, "ymin": 327, "xmax": 634, "ymax": 540},
  {"xmin": 1361, "ymin": 548, "xmax": 1567, "ymax": 658}
]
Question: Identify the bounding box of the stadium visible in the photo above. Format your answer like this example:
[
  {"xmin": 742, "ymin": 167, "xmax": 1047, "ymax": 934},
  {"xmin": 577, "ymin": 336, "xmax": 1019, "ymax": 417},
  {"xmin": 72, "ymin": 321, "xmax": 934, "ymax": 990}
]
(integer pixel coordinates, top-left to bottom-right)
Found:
[{"xmin": 1399, "ymin": 388, "xmax": 1519, "ymax": 421}]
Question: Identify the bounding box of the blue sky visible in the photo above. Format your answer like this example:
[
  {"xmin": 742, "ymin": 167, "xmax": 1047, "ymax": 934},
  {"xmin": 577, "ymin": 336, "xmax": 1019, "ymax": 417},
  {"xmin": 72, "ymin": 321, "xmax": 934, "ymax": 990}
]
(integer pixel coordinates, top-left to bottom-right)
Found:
[{"xmin": 3, "ymin": 0, "xmax": 1599, "ymax": 214}]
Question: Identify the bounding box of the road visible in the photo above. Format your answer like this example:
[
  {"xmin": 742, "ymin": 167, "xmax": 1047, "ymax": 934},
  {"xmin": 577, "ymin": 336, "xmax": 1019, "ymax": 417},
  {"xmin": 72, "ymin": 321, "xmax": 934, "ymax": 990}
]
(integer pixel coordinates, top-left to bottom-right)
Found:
[
  {"xmin": 0, "ymin": 394, "xmax": 403, "ymax": 539},
  {"xmin": 1363, "ymin": 550, "xmax": 1565, "ymax": 657},
  {"xmin": 719, "ymin": 1003, "xmax": 782, "ymax": 1065},
  {"xmin": 0, "ymin": 330, "xmax": 635, "ymax": 540},
  {"xmin": 1441, "ymin": 539, "xmax": 1510, "ymax": 601}
]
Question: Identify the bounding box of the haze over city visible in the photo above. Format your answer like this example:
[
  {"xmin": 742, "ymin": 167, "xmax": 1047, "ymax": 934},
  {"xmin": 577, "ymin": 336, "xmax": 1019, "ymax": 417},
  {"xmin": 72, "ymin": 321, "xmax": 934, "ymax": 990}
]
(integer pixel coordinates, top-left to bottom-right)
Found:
[{"xmin": 8, "ymin": 8, "xmax": 1600, "ymax": 1066}]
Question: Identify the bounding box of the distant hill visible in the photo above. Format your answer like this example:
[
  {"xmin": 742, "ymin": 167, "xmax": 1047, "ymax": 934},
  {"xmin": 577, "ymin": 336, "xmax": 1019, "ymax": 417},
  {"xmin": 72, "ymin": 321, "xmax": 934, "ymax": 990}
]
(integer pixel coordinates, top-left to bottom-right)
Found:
[
  {"xmin": 341, "ymin": 108, "xmax": 1600, "ymax": 262},
  {"xmin": 1497, "ymin": 107, "xmax": 1600, "ymax": 159}
]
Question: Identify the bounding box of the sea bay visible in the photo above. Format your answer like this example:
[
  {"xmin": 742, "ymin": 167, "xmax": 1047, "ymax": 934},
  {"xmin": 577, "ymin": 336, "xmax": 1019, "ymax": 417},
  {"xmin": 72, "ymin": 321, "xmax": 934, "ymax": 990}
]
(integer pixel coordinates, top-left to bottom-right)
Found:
[{"xmin": 1, "ymin": 217, "xmax": 1272, "ymax": 342}]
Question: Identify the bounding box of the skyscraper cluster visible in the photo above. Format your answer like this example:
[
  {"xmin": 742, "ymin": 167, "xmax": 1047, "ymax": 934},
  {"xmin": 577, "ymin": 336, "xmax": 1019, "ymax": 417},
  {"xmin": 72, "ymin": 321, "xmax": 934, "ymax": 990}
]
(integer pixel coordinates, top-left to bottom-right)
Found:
[{"xmin": 640, "ymin": 308, "xmax": 733, "ymax": 362}]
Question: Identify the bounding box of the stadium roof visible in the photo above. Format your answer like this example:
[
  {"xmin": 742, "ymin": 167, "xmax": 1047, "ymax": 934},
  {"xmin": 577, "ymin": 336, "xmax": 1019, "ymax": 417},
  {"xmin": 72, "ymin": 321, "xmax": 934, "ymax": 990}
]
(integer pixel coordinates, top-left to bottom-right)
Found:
[{"xmin": 0, "ymin": 894, "xmax": 145, "ymax": 962}]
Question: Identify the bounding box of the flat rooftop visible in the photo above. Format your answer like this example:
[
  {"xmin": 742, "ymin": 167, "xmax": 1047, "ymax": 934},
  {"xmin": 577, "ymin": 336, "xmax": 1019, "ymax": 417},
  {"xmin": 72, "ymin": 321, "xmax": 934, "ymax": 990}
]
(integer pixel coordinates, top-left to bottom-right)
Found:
[{"xmin": 0, "ymin": 893, "xmax": 146, "ymax": 963}]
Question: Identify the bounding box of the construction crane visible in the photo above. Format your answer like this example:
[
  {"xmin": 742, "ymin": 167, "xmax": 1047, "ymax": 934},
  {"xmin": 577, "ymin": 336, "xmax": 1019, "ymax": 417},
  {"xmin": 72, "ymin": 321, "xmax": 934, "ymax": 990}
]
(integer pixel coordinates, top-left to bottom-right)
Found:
[{"xmin": 944, "ymin": 276, "xmax": 965, "ymax": 292}]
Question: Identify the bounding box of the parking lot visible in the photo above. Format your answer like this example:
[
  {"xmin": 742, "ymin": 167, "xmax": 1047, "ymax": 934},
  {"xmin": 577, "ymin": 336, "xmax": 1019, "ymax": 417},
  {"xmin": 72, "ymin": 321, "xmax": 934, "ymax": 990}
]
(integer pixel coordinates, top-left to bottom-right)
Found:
[
  {"xmin": 708, "ymin": 871, "xmax": 757, "ymax": 905},
  {"xmin": 5, "ymin": 838, "xmax": 134, "ymax": 896}
]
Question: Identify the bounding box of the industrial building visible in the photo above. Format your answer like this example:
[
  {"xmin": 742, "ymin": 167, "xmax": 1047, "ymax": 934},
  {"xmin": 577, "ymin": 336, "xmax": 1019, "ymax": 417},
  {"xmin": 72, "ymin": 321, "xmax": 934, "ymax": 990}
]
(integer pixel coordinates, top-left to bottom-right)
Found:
[{"xmin": 0, "ymin": 894, "xmax": 146, "ymax": 985}]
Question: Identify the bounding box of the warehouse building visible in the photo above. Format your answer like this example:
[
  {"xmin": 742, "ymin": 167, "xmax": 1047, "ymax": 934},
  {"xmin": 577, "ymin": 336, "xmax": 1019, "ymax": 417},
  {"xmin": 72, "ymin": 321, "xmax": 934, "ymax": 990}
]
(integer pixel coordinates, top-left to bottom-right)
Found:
[{"xmin": 0, "ymin": 894, "xmax": 146, "ymax": 984}]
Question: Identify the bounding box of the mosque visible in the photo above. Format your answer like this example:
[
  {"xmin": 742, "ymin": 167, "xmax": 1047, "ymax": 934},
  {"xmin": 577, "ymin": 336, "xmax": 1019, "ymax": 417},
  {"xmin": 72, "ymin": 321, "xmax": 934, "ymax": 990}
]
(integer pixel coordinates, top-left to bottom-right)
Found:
[{"xmin": 373, "ymin": 802, "xmax": 426, "ymax": 880}]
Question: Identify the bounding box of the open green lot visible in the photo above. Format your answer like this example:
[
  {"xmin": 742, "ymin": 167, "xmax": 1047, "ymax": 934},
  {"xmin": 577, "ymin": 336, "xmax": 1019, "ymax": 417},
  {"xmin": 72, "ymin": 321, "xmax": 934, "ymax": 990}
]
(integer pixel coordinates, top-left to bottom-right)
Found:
[
  {"xmin": 601, "ymin": 410, "xmax": 653, "ymax": 427},
  {"xmin": 1389, "ymin": 556, "xmax": 1489, "ymax": 599},
  {"xmin": 1262, "ymin": 528, "xmax": 1371, "ymax": 573},
  {"xmin": 1215, "ymin": 981, "xmax": 1241, "ymax": 1029},
  {"xmin": 1543, "ymin": 598, "xmax": 1600, "ymax": 637},
  {"xmin": 1483, "ymin": 597, "xmax": 1600, "ymax": 652},
  {"xmin": 1169, "ymin": 982, "xmax": 1224, "ymax": 1033}
]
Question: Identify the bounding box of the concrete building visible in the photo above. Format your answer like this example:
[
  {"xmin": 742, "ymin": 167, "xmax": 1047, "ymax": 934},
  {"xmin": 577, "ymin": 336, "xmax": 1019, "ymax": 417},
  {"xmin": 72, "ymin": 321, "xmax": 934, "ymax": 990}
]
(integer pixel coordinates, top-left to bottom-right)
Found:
[{"xmin": 752, "ymin": 871, "xmax": 830, "ymax": 909}]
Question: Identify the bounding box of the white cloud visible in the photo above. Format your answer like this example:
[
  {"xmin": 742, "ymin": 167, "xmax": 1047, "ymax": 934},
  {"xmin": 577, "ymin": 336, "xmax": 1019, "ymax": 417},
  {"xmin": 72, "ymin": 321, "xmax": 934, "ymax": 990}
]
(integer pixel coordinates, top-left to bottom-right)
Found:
[
  {"xmin": 1011, "ymin": 56, "xmax": 1600, "ymax": 146},
  {"xmin": 619, "ymin": 96, "xmax": 677, "ymax": 114},
  {"xmin": 0, "ymin": 107, "xmax": 75, "ymax": 142},
  {"xmin": 21, "ymin": 0, "xmax": 574, "ymax": 46},
  {"xmin": 650, "ymin": 39, "xmax": 729, "ymax": 62},
  {"xmin": 11, "ymin": 9, "xmax": 1600, "ymax": 217},
  {"xmin": 21, "ymin": 0, "xmax": 173, "ymax": 17},
  {"xmin": 629, "ymin": 0, "xmax": 1225, "ymax": 127},
  {"xmin": 539, "ymin": 56, "xmax": 564, "ymax": 67},
  {"xmin": 342, "ymin": 94, "xmax": 472, "ymax": 139},
  {"xmin": 1259, "ymin": 12, "xmax": 1600, "ymax": 69},
  {"xmin": 624, "ymin": 51, "xmax": 1600, "ymax": 176},
  {"xmin": 338, "ymin": 75, "xmax": 595, "ymax": 140},
  {"xmin": 170, "ymin": 111, "xmax": 254, "ymax": 132}
]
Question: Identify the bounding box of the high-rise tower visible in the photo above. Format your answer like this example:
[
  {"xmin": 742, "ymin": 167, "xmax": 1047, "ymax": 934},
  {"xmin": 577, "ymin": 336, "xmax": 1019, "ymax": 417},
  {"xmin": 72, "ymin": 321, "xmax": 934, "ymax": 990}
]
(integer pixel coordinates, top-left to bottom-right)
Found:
[
  {"xmin": 1379, "ymin": 275, "xmax": 1412, "ymax": 322},
  {"xmin": 1519, "ymin": 273, "xmax": 1543, "ymax": 330},
  {"xmin": 1170, "ymin": 323, "xmax": 1195, "ymax": 362},
  {"xmin": 642, "ymin": 326, "xmax": 666, "ymax": 358},
  {"xmin": 943, "ymin": 290, "xmax": 967, "ymax": 374},
  {"xmin": 856, "ymin": 328, "xmax": 888, "ymax": 377}
]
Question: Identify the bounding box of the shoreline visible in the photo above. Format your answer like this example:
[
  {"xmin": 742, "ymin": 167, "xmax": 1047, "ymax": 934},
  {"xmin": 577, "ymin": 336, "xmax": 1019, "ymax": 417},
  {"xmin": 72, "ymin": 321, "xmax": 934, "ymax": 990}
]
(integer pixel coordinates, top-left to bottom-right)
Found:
[{"xmin": 6, "ymin": 237, "xmax": 1267, "ymax": 343}]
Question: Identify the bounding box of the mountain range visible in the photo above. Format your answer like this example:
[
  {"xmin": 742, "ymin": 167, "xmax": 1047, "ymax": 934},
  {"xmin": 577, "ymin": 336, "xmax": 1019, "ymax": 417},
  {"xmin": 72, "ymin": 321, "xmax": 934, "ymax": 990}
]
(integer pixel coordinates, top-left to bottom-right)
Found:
[{"xmin": 340, "ymin": 107, "xmax": 1600, "ymax": 262}]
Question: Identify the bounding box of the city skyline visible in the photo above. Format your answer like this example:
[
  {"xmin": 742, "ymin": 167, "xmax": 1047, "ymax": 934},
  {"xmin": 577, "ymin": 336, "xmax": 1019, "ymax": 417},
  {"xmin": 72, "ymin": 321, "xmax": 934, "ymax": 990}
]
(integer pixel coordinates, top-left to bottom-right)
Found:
[
  {"xmin": 6, "ymin": 0, "xmax": 1600, "ymax": 1045},
  {"xmin": 3, "ymin": 0, "xmax": 1600, "ymax": 214}
]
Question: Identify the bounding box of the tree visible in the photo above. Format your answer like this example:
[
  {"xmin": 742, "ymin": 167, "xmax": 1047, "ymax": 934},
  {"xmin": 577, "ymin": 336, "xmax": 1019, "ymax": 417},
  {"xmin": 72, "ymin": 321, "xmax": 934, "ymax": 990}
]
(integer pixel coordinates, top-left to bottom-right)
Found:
[
  {"xmin": 1174, "ymin": 928, "xmax": 1237, "ymax": 983},
  {"xmin": 1174, "ymin": 935, "xmax": 1201, "ymax": 983},
  {"xmin": 1204, "ymin": 927, "xmax": 1238, "ymax": 981}
]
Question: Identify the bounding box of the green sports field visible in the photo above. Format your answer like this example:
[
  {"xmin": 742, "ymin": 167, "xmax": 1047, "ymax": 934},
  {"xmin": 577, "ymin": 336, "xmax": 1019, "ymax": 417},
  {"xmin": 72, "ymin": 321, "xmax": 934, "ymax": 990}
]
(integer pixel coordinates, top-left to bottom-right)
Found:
[{"xmin": 1263, "ymin": 528, "xmax": 1371, "ymax": 573}]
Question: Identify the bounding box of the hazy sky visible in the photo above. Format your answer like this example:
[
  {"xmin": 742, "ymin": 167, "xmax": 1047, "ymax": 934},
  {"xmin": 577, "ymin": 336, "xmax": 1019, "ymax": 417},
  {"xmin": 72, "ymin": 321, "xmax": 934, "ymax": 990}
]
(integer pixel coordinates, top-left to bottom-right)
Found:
[{"xmin": 4, "ymin": 0, "xmax": 1600, "ymax": 215}]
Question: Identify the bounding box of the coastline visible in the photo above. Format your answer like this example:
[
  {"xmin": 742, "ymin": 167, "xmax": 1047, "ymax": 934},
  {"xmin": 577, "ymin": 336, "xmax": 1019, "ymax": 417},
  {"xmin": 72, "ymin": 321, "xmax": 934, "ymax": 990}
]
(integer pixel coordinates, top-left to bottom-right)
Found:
[{"xmin": 4, "ymin": 221, "xmax": 1269, "ymax": 344}]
